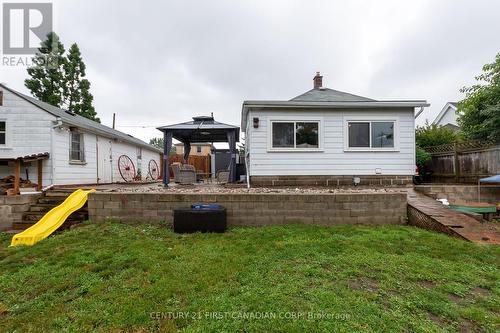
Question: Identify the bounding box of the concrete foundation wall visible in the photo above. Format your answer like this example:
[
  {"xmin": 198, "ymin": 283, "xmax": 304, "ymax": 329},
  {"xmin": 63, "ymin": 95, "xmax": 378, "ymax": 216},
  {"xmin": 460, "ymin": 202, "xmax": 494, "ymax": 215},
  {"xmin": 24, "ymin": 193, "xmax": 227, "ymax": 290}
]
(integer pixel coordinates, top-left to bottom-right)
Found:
[
  {"xmin": 250, "ymin": 175, "xmax": 413, "ymax": 187},
  {"xmin": 415, "ymin": 185, "xmax": 500, "ymax": 204},
  {"xmin": 0, "ymin": 194, "xmax": 41, "ymax": 231},
  {"xmin": 87, "ymin": 192, "xmax": 407, "ymax": 226}
]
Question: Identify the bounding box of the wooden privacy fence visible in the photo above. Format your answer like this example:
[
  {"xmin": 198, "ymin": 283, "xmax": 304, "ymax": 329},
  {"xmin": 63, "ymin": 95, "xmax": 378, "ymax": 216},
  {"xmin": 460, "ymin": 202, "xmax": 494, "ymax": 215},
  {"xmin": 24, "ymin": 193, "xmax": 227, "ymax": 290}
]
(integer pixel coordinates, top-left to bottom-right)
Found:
[
  {"xmin": 426, "ymin": 141, "xmax": 500, "ymax": 183},
  {"xmin": 168, "ymin": 154, "xmax": 211, "ymax": 178}
]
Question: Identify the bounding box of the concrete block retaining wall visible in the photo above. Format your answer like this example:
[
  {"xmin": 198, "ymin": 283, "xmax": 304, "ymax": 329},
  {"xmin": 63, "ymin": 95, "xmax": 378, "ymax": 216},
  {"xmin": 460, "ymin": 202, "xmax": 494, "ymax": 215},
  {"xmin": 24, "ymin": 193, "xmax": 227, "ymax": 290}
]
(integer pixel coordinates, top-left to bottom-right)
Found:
[
  {"xmin": 250, "ymin": 175, "xmax": 413, "ymax": 187},
  {"xmin": 88, "ymin": 192, "xmax": 407, "ymax": 226},
  {"xmin": 0, "ymin": 194, "xmax": 41, "ymax": 231},
  {"xmin": 415, "ymin": 185, "xmax": 500, "ymax": 204}
]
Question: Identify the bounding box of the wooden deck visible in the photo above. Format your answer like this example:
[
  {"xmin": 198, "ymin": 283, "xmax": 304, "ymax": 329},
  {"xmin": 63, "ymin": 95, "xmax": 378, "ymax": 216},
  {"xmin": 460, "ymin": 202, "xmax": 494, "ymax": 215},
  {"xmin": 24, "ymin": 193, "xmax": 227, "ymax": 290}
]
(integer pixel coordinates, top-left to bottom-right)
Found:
[{"xmin": 407, "ymin": 189, "xmax": 500, "ymax": 245}]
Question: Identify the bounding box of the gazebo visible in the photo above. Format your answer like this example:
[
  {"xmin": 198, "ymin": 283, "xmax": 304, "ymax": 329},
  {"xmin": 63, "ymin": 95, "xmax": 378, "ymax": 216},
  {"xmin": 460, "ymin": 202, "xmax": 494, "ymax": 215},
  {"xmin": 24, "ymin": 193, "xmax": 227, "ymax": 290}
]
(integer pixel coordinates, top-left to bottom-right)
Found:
[{"xmin": 157, "ymin": 116, "xmax": 240, "ymax": 186}]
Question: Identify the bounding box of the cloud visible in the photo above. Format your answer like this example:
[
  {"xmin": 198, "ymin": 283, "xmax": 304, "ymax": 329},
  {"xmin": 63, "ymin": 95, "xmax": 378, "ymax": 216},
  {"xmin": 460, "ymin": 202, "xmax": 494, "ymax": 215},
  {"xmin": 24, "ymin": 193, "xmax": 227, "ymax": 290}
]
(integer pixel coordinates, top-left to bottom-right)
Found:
[{"xmin": 1, "ymin": 0, "xmax": 499, "ymax": 140}]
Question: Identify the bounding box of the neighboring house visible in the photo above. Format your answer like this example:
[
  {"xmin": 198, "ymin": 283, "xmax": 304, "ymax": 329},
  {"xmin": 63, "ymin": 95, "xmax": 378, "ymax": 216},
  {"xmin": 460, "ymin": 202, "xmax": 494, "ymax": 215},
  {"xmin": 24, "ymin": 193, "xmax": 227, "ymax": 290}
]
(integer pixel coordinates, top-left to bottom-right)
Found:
[
  {"xmin": 174, "ymin": 142, "xmax": 213, "ymax": 156},
  {"xmin": 0, "ymin": 84, "xmax": 162, "ymax": 188},
  {"xmin": 433, "ymin": 102, "xmax": 459, "ymax": 129},
  {"xmin": 241, "ymin": 72, "xmax": 429, "ymax": 186}
]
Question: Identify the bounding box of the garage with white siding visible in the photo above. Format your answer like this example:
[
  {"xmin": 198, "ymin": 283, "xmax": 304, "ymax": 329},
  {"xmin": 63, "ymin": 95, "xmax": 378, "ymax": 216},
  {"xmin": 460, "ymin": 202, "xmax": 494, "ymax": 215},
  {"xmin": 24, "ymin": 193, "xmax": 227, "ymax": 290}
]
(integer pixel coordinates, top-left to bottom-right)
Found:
[{"xmin": 0, "ymin": 84, "xmax": 162, "ymax": 190}]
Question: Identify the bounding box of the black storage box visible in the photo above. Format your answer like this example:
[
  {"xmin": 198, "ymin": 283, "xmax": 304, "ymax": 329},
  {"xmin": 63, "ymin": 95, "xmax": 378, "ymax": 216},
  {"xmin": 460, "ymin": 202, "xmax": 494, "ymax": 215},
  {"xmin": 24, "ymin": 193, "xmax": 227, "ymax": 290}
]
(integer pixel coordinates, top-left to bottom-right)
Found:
[{"xmin": 173, "ymin": 204, "xmax": 227, "ymax": 233}]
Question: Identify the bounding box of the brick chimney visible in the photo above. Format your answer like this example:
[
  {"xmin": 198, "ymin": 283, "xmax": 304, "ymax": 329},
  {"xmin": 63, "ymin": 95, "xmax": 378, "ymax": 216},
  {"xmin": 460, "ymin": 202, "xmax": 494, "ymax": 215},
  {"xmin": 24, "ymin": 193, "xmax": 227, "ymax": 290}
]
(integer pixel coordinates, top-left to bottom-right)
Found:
[{"xmin": 313, "ymin": 72, "xmax": 323, "ymax": 89}]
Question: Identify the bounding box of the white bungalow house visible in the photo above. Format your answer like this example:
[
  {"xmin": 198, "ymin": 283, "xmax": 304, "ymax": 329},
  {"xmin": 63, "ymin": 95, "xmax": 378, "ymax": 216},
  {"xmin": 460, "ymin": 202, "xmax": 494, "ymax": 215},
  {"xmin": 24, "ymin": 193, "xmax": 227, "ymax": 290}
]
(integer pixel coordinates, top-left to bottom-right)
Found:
[
  {"xmin": 432, "ymin": 102, "xmax": 459, "ymax": 129},
  {"xmin": 241, "ymin": 73, "xmax": 429, "ymax": 186},
  {"xmin": 0, "ymin": 84, "xmax": 162, "ymax": 191}
]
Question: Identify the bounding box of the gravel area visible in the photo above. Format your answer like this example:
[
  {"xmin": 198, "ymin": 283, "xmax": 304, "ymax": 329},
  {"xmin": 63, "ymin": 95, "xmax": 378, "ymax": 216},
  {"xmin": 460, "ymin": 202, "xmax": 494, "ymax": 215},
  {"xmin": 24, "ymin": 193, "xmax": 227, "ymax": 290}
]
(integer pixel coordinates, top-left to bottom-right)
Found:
[{"xmin": 96, "ymin": 182, "xmax": 407, "ymax": 194}]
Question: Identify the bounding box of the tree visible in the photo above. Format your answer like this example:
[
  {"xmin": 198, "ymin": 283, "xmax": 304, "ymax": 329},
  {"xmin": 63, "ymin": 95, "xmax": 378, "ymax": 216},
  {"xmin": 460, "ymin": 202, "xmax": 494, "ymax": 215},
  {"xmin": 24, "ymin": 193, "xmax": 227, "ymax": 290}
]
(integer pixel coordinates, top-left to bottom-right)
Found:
[
  {"xmin": 458, "ymin": 53, "xmax": 500, "ymax": 142},
  {"xmin": 415, "ymin": 121, "xmax": 459, "ymax": 148},
  {"xmin": 25, "ymin": 32, "xmax": 65, "ymax": 107},
  {"xmin": 25, "ymin": 34, "xmax": 99, "ymax": 122},
  {"xmin": 62, "ymin": 44, "xmax": 99, "ymax": 122},
  {"xmin": 149, "ymin": 137, "xmax": 164, "ymax": 150}
]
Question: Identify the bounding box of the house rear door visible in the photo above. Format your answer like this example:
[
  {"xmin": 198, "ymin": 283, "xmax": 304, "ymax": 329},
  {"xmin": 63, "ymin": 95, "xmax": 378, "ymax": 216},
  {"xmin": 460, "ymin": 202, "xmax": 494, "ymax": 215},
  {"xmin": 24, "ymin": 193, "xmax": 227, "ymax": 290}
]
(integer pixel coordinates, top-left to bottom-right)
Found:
[{"xmin": 97, "ymin": 137, "xmax": 113, "ymax": 183}]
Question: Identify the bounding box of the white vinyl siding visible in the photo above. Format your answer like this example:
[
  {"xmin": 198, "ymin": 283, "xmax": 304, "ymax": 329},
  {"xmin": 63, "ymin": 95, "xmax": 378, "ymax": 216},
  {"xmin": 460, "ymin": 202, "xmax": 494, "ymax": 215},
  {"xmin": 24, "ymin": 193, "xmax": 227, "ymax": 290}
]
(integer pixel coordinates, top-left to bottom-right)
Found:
[
  {"xmin": 53, "ymin": 129, "xmax": 97, "ymax": 185},
  {"xmin": 0, "ymin": 89, "xmax": 54, "ymax": 185},
  {"xmin": 248, "ymin": 108, "xmax": 415, "ymax": 176}
]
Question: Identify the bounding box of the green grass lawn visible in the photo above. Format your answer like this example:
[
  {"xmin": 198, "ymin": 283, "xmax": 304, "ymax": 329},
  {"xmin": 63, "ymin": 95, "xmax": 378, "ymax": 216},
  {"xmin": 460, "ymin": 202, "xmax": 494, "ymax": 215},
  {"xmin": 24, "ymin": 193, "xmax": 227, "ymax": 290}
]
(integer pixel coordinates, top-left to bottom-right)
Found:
[{"xmin": 0, "ymin": 223, "xmax": 499, "ymax": 332}]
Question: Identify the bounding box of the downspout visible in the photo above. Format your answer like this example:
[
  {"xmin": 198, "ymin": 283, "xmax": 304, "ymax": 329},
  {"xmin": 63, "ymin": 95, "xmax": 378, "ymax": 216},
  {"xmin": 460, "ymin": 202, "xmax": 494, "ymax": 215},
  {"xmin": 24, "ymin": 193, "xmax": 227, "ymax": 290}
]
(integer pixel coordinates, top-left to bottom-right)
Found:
[
  {"xmin": 51, "ymin": 117, "xmax": 63, "ymax": 186},
  {"xmin": 245, "ymin": 151, "xmax": 250, "ymax": 189},
  {"xmin": 414, "ymin": 106, "xmax": 424, "ymax": 119},
  {"xmin": 244, "ymin": 127, "xmax": 250, "ymax": 189}
]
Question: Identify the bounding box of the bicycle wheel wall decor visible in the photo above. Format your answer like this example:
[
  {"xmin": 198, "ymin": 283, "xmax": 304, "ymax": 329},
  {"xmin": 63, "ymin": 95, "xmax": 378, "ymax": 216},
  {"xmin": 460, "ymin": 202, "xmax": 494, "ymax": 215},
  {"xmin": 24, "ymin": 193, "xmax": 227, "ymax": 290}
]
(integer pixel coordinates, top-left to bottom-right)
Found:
[
  {"xmin": 148, "ymin": 159, "xmax": 160, "ymax": 180},
  {"xmin": 118, "ymin": 155, "xmax": 136, "ymax": 182}
]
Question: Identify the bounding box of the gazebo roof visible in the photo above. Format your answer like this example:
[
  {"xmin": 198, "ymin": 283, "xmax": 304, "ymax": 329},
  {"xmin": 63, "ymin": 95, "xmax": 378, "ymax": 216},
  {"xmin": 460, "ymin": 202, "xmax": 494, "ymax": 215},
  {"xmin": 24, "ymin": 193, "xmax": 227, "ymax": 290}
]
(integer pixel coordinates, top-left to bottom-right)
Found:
[{"xmin": 157, "ymin": 116, "xmax": 239, "ymax": 142}]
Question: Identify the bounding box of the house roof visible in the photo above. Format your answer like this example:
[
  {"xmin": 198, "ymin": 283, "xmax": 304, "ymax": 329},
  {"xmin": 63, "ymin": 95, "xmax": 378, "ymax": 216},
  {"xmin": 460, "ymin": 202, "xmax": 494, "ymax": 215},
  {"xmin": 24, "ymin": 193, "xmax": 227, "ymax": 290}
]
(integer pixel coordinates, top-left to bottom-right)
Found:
[
  {"xmin": 290, "ymin": 88, "xmax": 375, "ymax": 102},
  {"xmin": 0, "ymin": 84, "xmax": 162, "ymax": 153},
  {"xmin": 433, "ymin": 101, "xmax": 458, "ymax": 125},
  {"xmin": 241, "ymin": 74, "xmax": 429, "ymax": 130},
  {"xmin": 157, "ymin": 116, "xmax": 239, "ymax": 143}
]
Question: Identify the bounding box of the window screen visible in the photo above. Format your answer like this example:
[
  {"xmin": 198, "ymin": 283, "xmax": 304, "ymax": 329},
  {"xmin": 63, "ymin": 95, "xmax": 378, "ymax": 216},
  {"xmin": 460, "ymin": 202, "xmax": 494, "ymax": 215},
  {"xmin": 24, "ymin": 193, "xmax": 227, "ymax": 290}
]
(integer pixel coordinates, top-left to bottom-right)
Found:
[
  {"xmin": 0, "ymin": 121, "xmax": 5, "ymax": 145},
  {"xmin": 272, "ymin": 122, "xmax": 294, "ymax": 148},
  {"xmin": 348, "ymin": 122, "xmax": 370, "ymax": 148},
  {"xmin": 70, "ymin": 130, "xmax": 84, "ymax": 161},
  {"xmin": 371, "ymin": 122, "xmax": 394, "ymax": 148},
  {"xmin": 296, "ymin": 122, "xmax": 319, "ymax": 148}
]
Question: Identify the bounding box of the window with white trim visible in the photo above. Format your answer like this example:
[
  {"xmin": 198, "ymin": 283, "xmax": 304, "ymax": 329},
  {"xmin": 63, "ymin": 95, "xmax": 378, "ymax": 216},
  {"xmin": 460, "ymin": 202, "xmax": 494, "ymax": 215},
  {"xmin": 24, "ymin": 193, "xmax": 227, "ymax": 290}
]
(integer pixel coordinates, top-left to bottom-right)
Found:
[
  {"xmin": 0, "ymin": 121, "xmax": 5, "ymax": 145},
  {"xmin": 70, "ymin": 129, "xmax": 85, "ymax": 162},
  {"xmin": 347, "ymin": 121, "xmax": 395, "ymax": 149},
  {"xmin": 271, "ymin": 121, "xmax": 319, "ymax": 149}
]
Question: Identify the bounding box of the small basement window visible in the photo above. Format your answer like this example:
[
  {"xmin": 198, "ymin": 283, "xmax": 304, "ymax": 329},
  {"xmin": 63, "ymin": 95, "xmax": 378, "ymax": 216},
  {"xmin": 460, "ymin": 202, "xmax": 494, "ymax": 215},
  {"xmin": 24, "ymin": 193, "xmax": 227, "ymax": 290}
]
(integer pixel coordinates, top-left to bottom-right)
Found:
[
  {"xmin": 347, "ymin": 121, "xmax": 395, "ymax": 149},
  {"xmin": 0, "ymin": 121, "xmax": 6, "ymax": 145},
  {"xmin": 70, "ymin": 129, "xmax": 85, "ymax": 162},
  {"xmin": 271, "ymin": 121, "xmax": 319, "ymax": 149}
]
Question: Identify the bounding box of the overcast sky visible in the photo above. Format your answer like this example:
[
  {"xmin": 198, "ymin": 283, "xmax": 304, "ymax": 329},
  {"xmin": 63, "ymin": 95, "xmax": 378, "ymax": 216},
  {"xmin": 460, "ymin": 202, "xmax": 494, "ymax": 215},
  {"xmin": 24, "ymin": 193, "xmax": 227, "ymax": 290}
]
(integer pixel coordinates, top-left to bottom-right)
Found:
[{"xmin": 1, "ymin": 0, "xmax": 499, "ymax": 143}]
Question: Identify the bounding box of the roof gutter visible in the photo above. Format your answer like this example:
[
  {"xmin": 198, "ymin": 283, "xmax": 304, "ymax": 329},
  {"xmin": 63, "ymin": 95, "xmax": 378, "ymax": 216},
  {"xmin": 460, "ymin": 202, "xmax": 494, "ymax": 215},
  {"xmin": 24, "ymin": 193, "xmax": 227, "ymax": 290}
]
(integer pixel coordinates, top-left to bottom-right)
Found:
[
  {"xmin": 56, "ymin": 115, "xmax": 162, "ymax": 153},
  {"xmin": 241, "ymin": 100, "xmax": 430, "ymax": 130}
]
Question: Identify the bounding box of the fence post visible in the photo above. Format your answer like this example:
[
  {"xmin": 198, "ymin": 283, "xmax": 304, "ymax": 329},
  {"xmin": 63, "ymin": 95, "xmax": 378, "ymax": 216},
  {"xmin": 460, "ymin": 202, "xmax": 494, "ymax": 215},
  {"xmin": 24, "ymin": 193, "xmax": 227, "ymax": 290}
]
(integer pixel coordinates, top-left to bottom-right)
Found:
[{"xmin": 454, "ymin": 142, "xmax": 460, "ymax": 183}]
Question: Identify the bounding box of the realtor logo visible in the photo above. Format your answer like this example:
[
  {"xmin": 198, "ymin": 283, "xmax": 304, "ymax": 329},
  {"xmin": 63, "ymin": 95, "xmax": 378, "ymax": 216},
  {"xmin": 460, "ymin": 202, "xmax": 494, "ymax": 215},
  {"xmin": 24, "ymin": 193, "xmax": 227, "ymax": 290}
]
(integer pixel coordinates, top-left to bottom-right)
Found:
[{"xmin": 2, "ymin": 2, "xmax": 53, "ymax": 54}]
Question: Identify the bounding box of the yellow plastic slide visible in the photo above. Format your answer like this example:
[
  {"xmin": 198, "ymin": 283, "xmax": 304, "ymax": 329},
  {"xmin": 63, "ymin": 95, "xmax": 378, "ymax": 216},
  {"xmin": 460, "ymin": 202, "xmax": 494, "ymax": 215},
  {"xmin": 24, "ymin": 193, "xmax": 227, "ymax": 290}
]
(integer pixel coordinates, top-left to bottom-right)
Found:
[{"xmin": 11, "ymin": 189, "xmax": 96, "ymax": 246}]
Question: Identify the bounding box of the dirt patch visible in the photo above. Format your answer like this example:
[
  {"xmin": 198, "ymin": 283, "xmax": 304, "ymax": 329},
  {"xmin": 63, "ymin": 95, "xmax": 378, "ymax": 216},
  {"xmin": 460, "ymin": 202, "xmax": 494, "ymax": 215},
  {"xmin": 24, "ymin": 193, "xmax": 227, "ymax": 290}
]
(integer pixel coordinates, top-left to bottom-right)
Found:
[
  {"xmin": 418, "ymin": 280, "xmax": 437, "ymax": 288},
  {"xmin": 0, "ymin": 302, "xmax": 8, "ymax": 317},
  {"xmin": 348, "ymin": 277, "xmax": 379, "ymax": 292},
  {"xmin": 427, "ymin": 313, "xmax": 448, "ymax": 326},
  {"xmin": 471, "ymin": 287, "xmax": 490, "ymax": 297},
  {"xmin": 447, "ymin": 293, "xmax": 463, "ymax": 303},
  {"xmin": 459, "ymin": 319, "xmax": 482, "ymax": 333}
]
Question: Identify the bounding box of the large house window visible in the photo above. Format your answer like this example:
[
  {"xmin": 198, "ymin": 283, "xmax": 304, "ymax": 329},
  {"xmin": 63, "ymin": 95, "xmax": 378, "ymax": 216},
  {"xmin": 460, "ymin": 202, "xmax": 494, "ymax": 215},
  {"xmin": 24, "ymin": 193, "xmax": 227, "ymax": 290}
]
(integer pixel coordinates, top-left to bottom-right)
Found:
[
  {"xmin": 0, "ymin": 121, "xmax": 5, "ymax": 145},
  {"xmin": 271, "ymin": 121, "xmax": 319, "ymax": 149},
  {"xmin": 70, "ymin": 129, "xmax": 85, "ymax": 162},
  {"xmin": 347, "ymin": 121, "xmax": 395, "ymax": 149}
]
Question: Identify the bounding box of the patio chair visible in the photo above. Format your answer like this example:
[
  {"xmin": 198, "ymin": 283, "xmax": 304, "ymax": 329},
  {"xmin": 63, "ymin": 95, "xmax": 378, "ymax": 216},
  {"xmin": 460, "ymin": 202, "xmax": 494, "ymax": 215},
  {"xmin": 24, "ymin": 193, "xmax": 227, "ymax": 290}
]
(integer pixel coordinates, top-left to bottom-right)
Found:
[
  {"xmin": 171, "ymin": 162, "xmax": 182, "ymax": 183},
  {"xmin": 216, "ymin": 169, "xmax": 230, "ymax": 184},
  {"xmin": 179, "ymin": 164, "xmax": 197, "ymax": 184}
]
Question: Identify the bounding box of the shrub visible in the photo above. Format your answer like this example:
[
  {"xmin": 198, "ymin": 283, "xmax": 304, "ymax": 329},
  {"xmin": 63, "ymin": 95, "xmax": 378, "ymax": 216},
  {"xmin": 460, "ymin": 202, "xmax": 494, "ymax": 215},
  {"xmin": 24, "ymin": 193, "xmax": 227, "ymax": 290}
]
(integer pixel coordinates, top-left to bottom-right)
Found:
[
  {"xmin": 415, "ymin": 147, "xmax": 431, "ymax": 168},
  {"xmin": 415, "ymin": 122, "xmax": 459, "ymax": 148}
]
